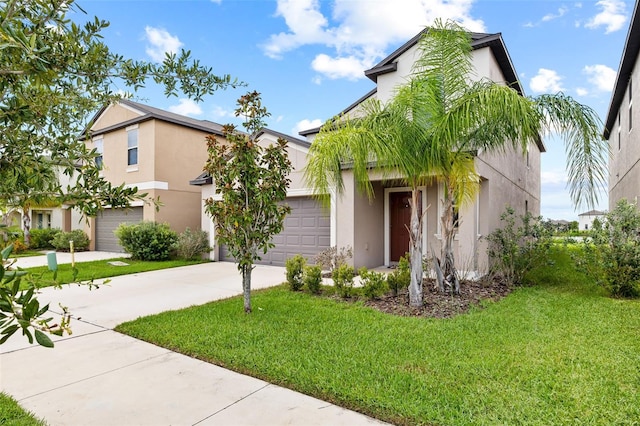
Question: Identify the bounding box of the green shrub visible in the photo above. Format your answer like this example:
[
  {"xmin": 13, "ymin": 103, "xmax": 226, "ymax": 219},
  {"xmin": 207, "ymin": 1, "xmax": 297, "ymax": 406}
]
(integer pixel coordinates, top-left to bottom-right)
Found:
[
  {"xmin": 115, "ymin": 221, "xmax": 178, "ymax": 261},
  {"xmin": 486, "ymin": 207, "xmax": 552, "ymax": 286},
  {"xmin": 175, "ymin": 228, "xmax": 211, "ymax": 260},
  {"xmin": 285, "ymin": 254, "xmax": 306, "ymax": 291},
  {"xmin": 388, "ymin": 254, "xmax": 410, "ymax": 296},
  {"xmin": 578, "ymin": 199, "xmax": 640, "ymax": 297},
  {"xmin": 333, "ymin": 263, "xmax": 355, "ymax": 298},
  {"xmin": 314, "ymin": 245, "xmax": 353, "ymax": 273},
  {"xmin": 303, "ymin": 264, "xmax": 323, "ymax": 294},
  {"xmin": 358, "ymin": 267, "xmax": 388, "ymax": 300},
  {"xmin": 51, "ymin": 229, "xmax": 90, "ymax": 251},
  {"xmin": 29, "ymin": 228, "xmax": 61, "ymax": 250}
]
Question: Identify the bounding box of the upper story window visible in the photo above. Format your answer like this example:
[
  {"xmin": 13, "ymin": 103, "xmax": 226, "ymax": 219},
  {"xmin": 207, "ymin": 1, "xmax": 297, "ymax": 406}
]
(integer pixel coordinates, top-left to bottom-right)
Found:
[
  {"xmin": 127, "ymin": 128, "xmax": 138, "ymax": 166},
  {"xmin": 629, "ymin": 76, "xmax": 633, "ymax": 132},
  {"xmin": 94, "ymin": 137, "xmax": 104, "ymax": 168},
  {"xmin": 618, "ymin": 110, "xmax": 622, "ymax": 151}
]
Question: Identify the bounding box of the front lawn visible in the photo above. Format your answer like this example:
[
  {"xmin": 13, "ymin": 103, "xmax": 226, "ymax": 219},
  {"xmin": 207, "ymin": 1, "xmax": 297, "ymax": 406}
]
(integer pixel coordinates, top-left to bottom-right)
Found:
[
  {"xmin": 0, "ymin": 392, "xmax": 45, "ymax": 426},
  {"xmin": 19, "ymin": 258, "xmax": 208, "ymax": 290},
  {"xmin": 116, "ymin": 248, "xmax": 640, "ymax": 425}
]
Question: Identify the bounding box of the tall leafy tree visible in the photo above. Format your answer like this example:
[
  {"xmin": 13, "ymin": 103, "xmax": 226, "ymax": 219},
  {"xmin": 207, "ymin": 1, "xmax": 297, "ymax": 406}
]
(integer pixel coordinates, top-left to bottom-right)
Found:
[
  {"xmin": 0, "ymin": 0, "xmax": 242, "ymax": 346},
  {"xmin": 204, "ymin": 91, "xmax": 292, "ymax": 313},
  {"xmin": 305, "ymin": 19, "xmax": 607, "ymax": 307}
]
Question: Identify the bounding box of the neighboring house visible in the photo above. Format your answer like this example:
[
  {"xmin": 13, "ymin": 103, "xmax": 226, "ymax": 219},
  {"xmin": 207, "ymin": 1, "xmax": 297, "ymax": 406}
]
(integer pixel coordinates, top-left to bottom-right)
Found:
[
  {"xmin": 83, "ymin": 99, "xmax": 226, "ymax": 252},
  {"xmin": 605, "ymin": 0, "xmax": 639, "ymax": 208},
  {"xmin": 578, "ymin": 210, "xmax": 605, "ymax": 230},
  {"xmin": 5, "ymin": 167, "xmax": 84, "ymax": 234},
  {"xmin": 194, "ymin": 29, "xmax": 542, "ymax": 271},
  {"xmin": 191, "ymin": 129, "xmax": 331, "ymax": 265}
]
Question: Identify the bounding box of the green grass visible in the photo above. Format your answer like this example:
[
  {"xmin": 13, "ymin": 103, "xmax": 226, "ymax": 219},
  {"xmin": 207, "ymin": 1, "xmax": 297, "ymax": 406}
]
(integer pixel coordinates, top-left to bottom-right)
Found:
[
  {"xmin": 0, "ymin": 392, "xmax": 46, "ymax": 426},
  {"xmin": 116, "ymin": 248, "xmax": 640, "ymax": 425},
  {"xmin": 19, "ymin": 258, "xmax": 208, "ymax": 290}
]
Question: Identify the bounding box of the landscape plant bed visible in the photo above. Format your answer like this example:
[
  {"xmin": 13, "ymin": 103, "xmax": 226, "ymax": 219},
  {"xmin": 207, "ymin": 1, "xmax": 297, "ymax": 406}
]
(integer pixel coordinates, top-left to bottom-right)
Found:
[
  {"xmin": 364, "ymin": 277, "xmax": 512, "ymax": 318},
  {"xmin": 117, "ymin": 249, "xmax": 640, "ymax": 425}
]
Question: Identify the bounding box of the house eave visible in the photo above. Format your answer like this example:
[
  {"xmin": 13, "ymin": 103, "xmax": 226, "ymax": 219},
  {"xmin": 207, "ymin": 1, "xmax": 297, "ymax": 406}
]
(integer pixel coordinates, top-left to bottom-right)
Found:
[{"xmin": 603, "ymin": 0, "xmax": 639, "ymax": 139}]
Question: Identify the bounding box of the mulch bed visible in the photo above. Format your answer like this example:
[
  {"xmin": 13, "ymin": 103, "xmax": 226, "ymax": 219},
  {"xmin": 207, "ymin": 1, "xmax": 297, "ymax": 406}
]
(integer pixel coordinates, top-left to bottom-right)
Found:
[{"xmin": 363, "ymin": 277, "xmax": 512, "ymax": 319}]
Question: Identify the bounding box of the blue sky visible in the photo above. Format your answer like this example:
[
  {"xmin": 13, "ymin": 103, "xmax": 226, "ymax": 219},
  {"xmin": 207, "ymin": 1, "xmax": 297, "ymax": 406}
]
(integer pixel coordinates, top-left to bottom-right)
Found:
[{"xmin": 77, "ymin": 0, "xmax": 632, "ymax": 220}]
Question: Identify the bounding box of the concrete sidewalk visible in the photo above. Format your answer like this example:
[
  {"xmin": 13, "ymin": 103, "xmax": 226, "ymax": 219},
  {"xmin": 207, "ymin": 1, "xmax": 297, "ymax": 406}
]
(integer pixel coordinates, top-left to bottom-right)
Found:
[{"xmin": 0, "ymin": 262, "xmax": 387, "ymax": 426}]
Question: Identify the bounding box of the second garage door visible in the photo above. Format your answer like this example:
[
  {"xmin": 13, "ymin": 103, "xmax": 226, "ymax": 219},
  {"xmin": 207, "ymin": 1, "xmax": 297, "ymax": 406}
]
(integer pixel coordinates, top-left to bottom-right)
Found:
[
  {"xmin": 95, "ymin": 207, "xmax": 143, "ymax": 252},
  {"xmin": 220, "ymin": 197, "xmax": 330, "ymax": 266}
]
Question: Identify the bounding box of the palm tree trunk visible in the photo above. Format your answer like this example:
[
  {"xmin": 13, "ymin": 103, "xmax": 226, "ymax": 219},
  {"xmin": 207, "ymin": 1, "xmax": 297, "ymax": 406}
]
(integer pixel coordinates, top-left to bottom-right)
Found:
[
  {"xmin": 242, "ymin": 264, "xmax": 252, "ymax": 313},
  {"xmin": 408, "ymin": 188, "xmax": 423, "ymax": 307},
  {"xmin": 437, "ymin": 185, "xmax": 460, "ymax": 294}
]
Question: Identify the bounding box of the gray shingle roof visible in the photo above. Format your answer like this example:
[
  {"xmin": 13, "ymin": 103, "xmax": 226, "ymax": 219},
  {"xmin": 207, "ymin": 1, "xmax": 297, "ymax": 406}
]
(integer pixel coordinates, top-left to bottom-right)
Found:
[{"xmin": 84, "ymin": 99, "xmax": 226, "ymax": 138}]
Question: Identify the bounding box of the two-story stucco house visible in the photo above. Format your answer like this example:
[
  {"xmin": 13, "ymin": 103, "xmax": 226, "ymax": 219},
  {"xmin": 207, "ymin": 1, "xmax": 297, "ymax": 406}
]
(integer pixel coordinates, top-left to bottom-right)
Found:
[
  {"xmin": 194, "ymin": 28, "xmax": 542, "ymax": 272},
  {"xmin": 605, "ymin": 1, "xmax": 639, "ymax": 208},
  {"xmin": 298, "ymin": 29, "xmax": 542, "ymax": 272},
  {"xmin": 83, "ymin": 99, "xmax": 225, "ymax": 252}
]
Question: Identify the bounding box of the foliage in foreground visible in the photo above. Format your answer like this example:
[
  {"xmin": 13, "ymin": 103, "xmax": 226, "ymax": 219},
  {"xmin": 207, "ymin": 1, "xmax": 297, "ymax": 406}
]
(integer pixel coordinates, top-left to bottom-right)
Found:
[
  {"xmin": 117, "ymin": 247, "xmax": 640, "ymax": 425},
  {"xmin": 1, "ymin": 0, "xmax": 240, "ymax": 346},
  {"xmin": 577, "ymin": 199, "xmax": 640, "ymax": 297}
]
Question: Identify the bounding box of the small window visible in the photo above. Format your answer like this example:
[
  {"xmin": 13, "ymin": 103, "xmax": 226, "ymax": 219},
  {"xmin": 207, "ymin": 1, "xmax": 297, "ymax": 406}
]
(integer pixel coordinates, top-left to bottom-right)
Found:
[
  {"xmin": 34, "ymin": 212, "xmax": 51, "ymax": 229},
  {"xmin": 629, "ymin": 77, "xmax": 633, "ymax": 132},
  {"xmin": 94, "ymin": 138, "xmax": 103, "ymax": 168},
  {"xmin": 127, "ymin": 128, "xmax": 138, "ymax": 166}
]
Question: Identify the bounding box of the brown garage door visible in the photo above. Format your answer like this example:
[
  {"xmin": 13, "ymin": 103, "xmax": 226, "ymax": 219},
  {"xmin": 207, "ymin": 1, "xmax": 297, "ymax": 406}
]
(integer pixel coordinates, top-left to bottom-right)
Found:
[
  {"xmin": 95, "ymin": 207, "xmax": 143, "ymax": 252},
  {"xmin": 220, "ymin": 197, "xmax": 330, "ymax": 266}
]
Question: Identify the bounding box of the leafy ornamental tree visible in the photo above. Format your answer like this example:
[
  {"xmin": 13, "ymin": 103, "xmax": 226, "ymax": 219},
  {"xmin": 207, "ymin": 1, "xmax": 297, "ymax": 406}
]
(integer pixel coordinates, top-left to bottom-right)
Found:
[
  {"xmin": 0, "ymin": 0, "xmax": 241, "ymax": 346},
  {"xmin": 304, "ymin": 19, "xmax": 607, "ymax": 307},
  {"xmin": 578, "ymin": 199, "xmax": 640, "ymax": 297},
  {"xmin": 204, "ymin": 91, "xmax": 292, "ymax": 313}
]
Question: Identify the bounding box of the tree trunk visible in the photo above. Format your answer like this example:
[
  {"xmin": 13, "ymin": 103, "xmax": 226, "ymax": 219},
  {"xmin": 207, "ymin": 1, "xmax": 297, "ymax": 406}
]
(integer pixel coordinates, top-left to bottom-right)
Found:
[
  {"xmin": 22, "ymin": 205, "xmax": 31, "ymax": 247},
  {"xmin": 436, "ymin": 185, "xmax": 461, "ymax": 294},
  {"xmin": 242, "ymin": 264, "xmax": 252, "ymax": 313},
  {"xmin": 408, "ymin": 188, "xmax": 423, "ymax": 307}
]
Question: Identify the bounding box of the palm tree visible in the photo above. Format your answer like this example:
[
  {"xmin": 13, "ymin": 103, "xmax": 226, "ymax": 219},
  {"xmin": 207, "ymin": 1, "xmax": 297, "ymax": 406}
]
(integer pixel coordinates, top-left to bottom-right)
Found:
[{"xmin": 304, "ymin": 19, "xmax": 607, "ymax": 307}]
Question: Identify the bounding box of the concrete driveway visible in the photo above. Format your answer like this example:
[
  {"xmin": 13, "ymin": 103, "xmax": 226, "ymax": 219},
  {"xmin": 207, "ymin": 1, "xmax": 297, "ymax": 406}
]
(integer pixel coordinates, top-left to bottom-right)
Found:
[{"xmin": 0, "ymin": 260, "xmax": 387, "ymax": 425}]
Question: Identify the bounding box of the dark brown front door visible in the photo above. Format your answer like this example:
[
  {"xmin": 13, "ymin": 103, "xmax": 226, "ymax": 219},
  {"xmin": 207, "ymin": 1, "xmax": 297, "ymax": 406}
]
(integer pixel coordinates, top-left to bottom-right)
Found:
[{"xmin": 389, "ymin": 191, "xmax": 421, "ymax": 262}]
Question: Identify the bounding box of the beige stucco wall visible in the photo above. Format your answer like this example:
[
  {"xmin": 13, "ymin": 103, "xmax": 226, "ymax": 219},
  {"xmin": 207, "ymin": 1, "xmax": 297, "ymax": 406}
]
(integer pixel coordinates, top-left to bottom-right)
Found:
[
  {"xmin": 92, "ymin": 103, "xmax": 144, "ymax": 130},
  {"xmin": 609, "ymin": 60, "xmax": 640, "ymax": 208},
  {"xmin": 84, "ymin": 103, "xmax": 220, "ymax": 244}
]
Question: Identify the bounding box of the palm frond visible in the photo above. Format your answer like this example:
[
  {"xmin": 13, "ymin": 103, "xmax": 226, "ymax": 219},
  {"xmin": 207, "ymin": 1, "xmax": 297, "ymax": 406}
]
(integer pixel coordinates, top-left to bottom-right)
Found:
[{"xmin": 534, "ymin": 93, "xmax": 609, "ymax": 208}]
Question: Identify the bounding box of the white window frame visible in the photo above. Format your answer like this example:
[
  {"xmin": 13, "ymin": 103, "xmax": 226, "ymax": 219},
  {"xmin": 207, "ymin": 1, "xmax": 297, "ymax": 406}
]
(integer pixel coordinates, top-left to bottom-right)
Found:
[{"xmin": 126, "ymin": 124, "xmax": 139, "ymax": 170}]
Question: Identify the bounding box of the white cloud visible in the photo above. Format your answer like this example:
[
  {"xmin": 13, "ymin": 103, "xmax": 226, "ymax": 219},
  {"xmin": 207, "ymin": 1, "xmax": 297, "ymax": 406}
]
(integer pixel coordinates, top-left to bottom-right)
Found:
[
  {"xmin": 542, "ymin": 6, "xmax": 568, "ymax": 22},
  {"xmin": 585, "ymin": 0, "xmax": 627, "ymax": 33},
  {"xmin": 529, "ymin": 68, "xmax": 565, "ymax": 94},
  {"xmin": 293, "ymin": 118, "xmax": 323, "ymax": 134},
  {"xmin": 311, "ymin": 54, "xmax": 375, "ymax": 80},
  {"xmin": 583, "ymin": 64, "xmax": 616, "ymax": 92},
  {"xmin": 144, "ymin": 26, "xmax": 183, "ymax": 62},
  {"xmin": 542, "ymin": 170, "xmax": 568, "ymax": 185},
  {"xmin": 211, "ymin": 0, "xmax": 221, "ymax": 3},
  {"xmin": 263, "ymin": 0, "xmax": 485, "ymax": 81},
  {"xmin": 210, "ymin": 105, "xmax": 234, "ymax": 120},
  {"xmin": 576, "ymin": 87, "xmax": 589, "ymax": 96},
  {"xmin": 168, "ymin": 99, "xmax": 202, "ymax": 116}
]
